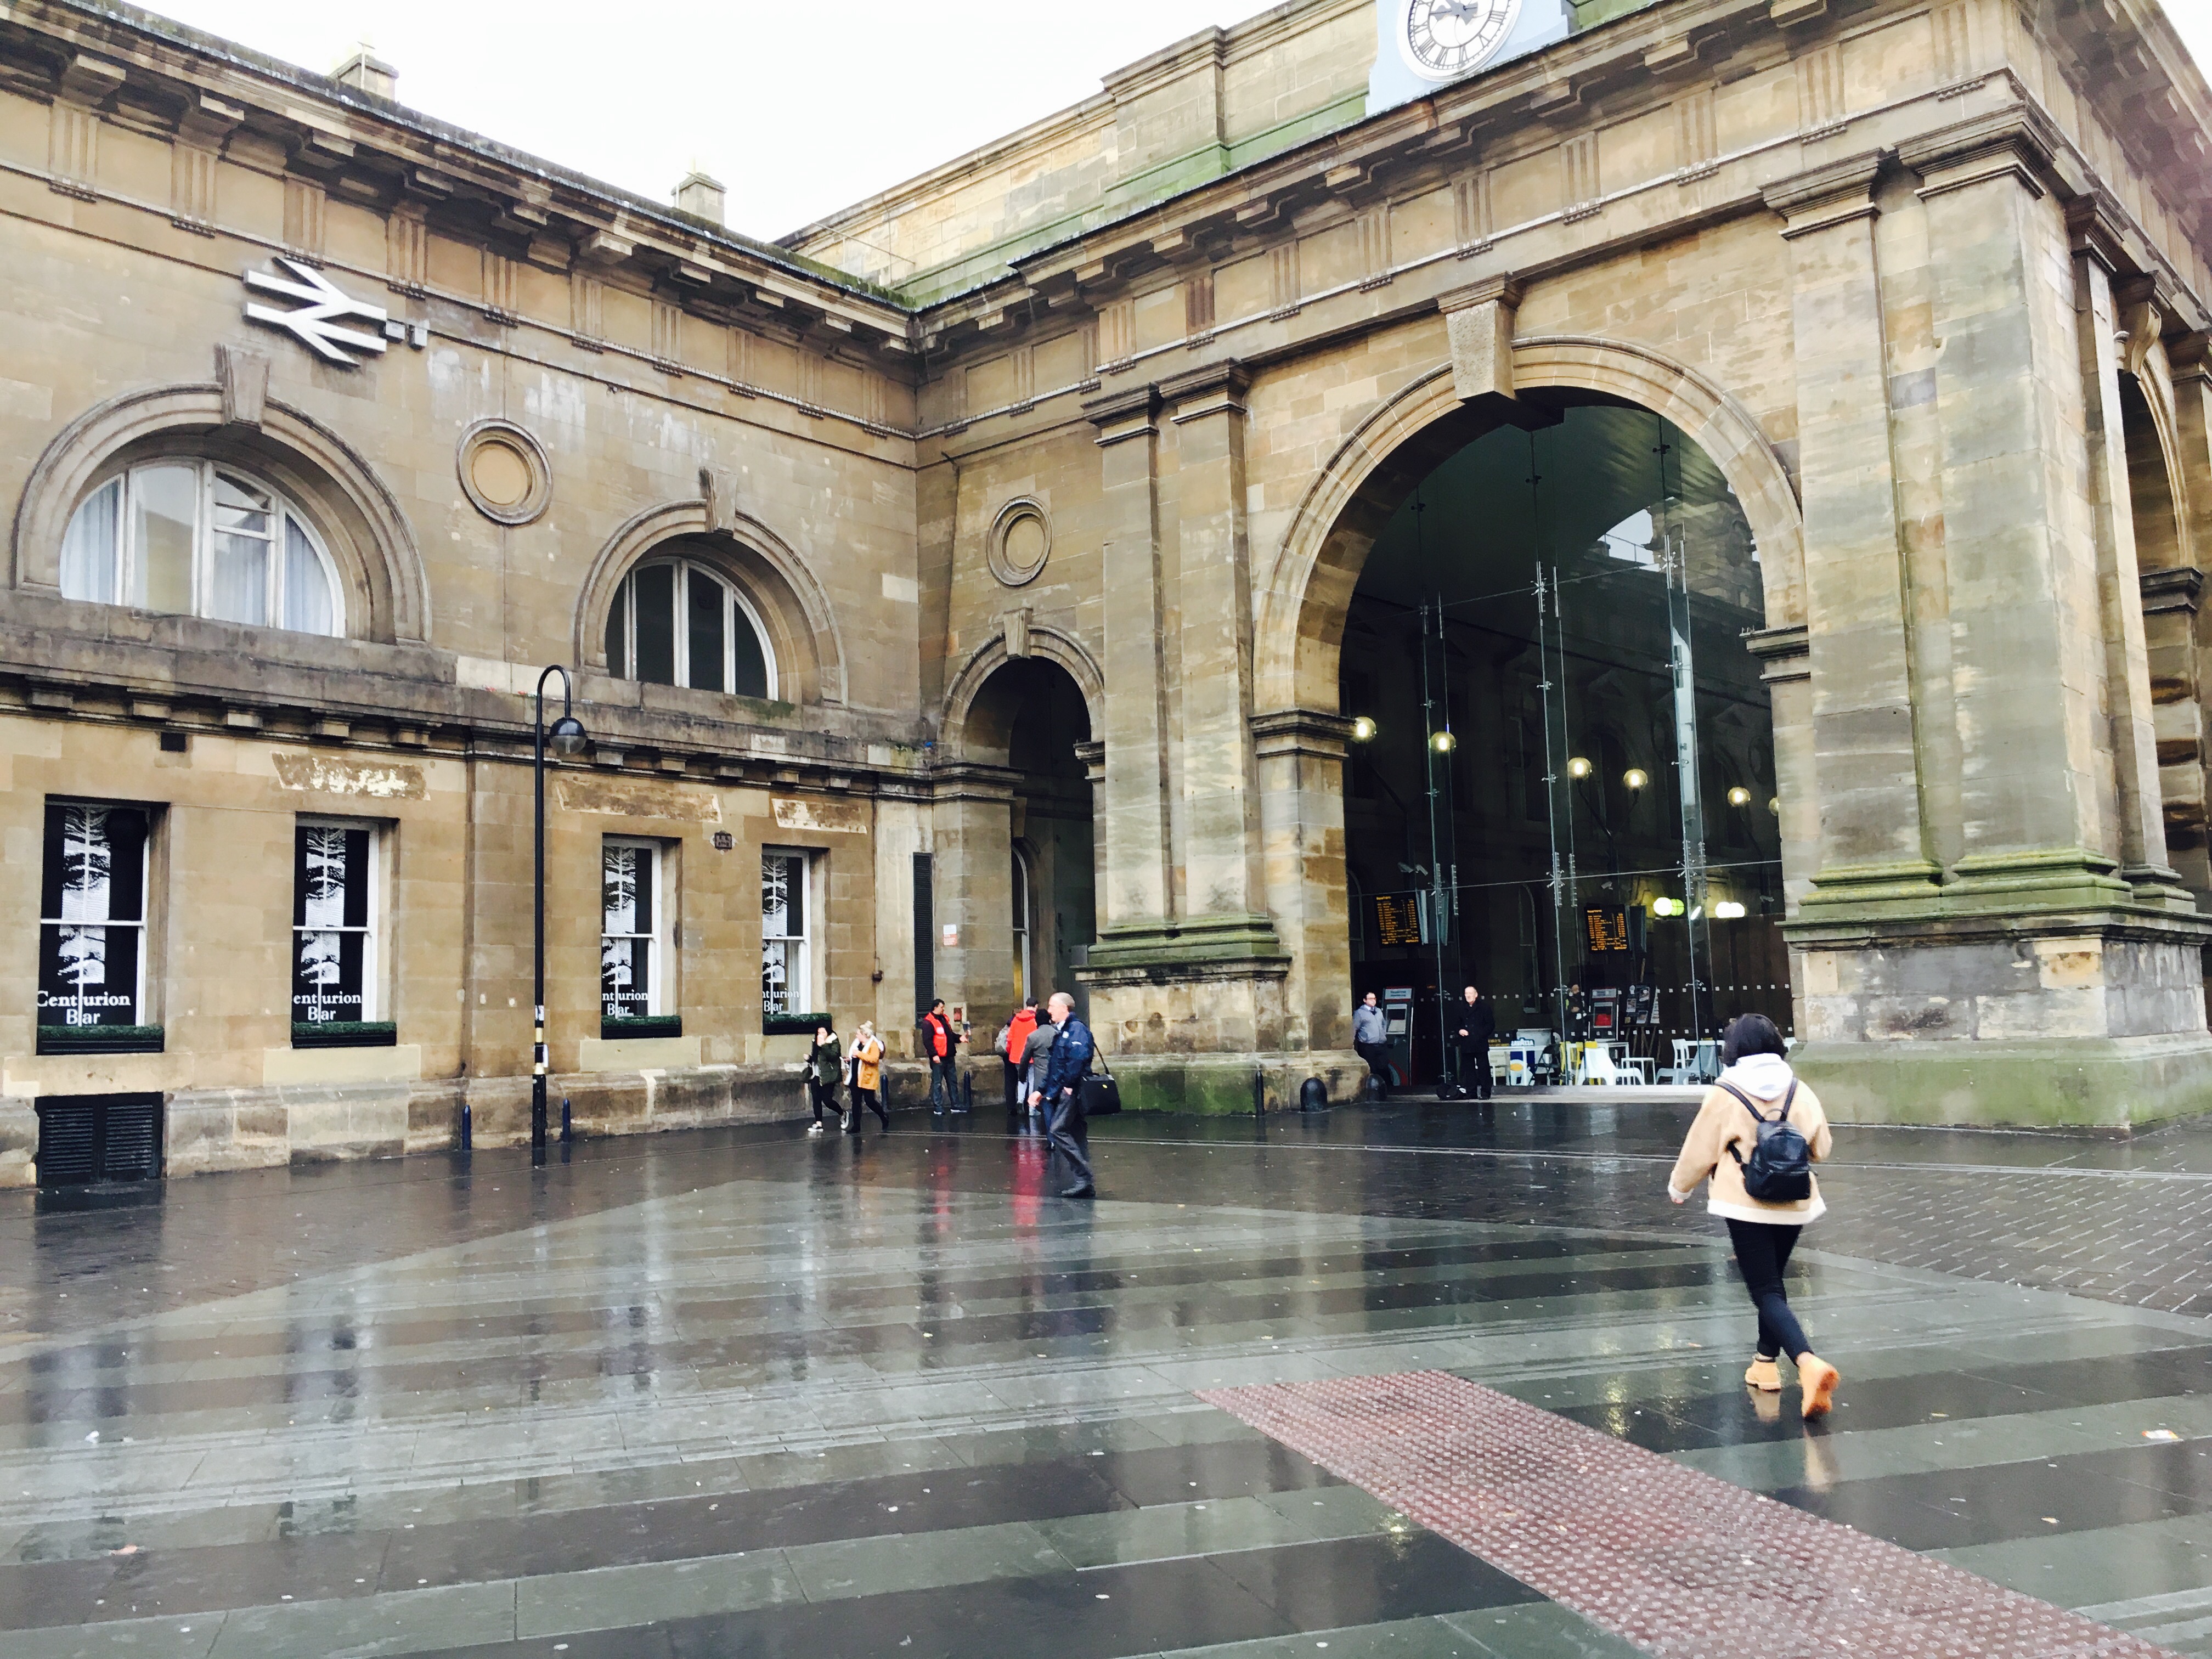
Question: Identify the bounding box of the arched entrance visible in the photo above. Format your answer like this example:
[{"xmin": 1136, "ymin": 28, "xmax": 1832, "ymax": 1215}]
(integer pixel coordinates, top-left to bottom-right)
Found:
[
  {"xmin": 1259, "ymin": 344, "xmax": 1807, "ymax": 1089},
  {"xmin": 945, "ymin": 653, "xmax": 1099, "ymax": 1030}
]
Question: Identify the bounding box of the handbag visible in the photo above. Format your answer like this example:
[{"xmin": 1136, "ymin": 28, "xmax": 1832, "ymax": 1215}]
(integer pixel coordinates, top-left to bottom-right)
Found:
[{"xmin": 1080, "ymin": 1053, "xmax": 1121, "ymax": 1116}]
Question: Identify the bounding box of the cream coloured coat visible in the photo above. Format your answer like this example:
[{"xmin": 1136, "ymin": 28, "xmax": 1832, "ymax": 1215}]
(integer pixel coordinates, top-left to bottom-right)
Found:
[{"xmin": 1666, "ymin": 1061, "xmax": 1832, "ymax": 1223}]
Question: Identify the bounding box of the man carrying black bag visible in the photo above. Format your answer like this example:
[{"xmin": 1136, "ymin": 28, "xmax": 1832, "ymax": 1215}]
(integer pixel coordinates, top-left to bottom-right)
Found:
[{"xmin": 1029, "ymin": 990, "xmax": 1097, "ymax": 1199}]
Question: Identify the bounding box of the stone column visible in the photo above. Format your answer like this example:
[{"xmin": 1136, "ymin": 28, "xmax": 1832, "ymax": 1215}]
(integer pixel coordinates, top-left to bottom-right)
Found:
[
  {"xmin": 1081, "ymin": 387, "xmax": 1175, "ymax": 935},
  {"xmin": 1900, "ymin": 115, "xmax": 2126, "ymax": 908},
  {"xmin": 1158, "ymin": 362, "xmax": 1282, "ymax": 956},
  {"xmin": 2069, "ymin": 198, "xmax": 2188, "ymax": 902},
  {"xmin": 928, "ymin": 763, "xmax": 1019, "ymax": 1042},
  {"xmin": 1254, "ymin": 709, "xmax": 1363, "ymax": 1088},
  {"xmin": 2160, "ymin": 332, "xmax": 2212, "ymax": 905},
  {"xmin": 1764, "ymin": 155, "xmax": 1942, "ymax": 916}
]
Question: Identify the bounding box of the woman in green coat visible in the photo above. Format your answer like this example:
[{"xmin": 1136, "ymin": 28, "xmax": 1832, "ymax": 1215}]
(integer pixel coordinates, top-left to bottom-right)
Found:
[{"xmin": 805, "ymin": 1023, "xmax": 843, "ymax": 1133}]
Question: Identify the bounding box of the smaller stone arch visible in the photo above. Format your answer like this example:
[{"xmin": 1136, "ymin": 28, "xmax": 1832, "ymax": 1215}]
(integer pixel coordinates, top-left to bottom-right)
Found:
[
  {"xmin": 12, "ymin": 383, "xmax": 430, "ymax": 643},
  {"xmin": 942, "ymin": 627, "xmax": 1104, "ymax": 763},
  {"xmin": 575, "ymin": 500, "xmax": 846, "ymax": 706}
]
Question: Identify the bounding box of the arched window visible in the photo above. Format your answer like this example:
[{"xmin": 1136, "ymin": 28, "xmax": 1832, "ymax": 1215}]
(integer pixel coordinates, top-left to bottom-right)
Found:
[
  {"xmin": 58, "ymin": 461, "xmax": 341, "ymax": 635},
  {"xmin": 605, "ymin": 557, "xmax": 774, "ymax": 698},
  {"xmin": 1011, "ymin": 848, "xmax": 1032, "ymax": 1003}
]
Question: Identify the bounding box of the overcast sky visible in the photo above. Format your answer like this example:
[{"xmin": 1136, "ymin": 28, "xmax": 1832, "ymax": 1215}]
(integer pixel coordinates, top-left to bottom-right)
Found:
[{"xmin": 138, "ymin": 0, "xmax": 2212, "ymax": 245}]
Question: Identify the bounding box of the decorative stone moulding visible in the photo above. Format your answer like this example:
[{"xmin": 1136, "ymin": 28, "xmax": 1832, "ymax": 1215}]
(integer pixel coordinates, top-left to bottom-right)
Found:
[
  {"xmin": 457, "ymin": 420, "xmax": 552, "ymax": 526},
  {"xmin": 986, "ymin": 496, "xmax": 1051, "ymax": 587}
]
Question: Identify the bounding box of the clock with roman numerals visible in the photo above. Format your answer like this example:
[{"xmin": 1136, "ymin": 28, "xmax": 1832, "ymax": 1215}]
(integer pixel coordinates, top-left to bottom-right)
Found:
[{"xmin": 1400, "ymin": 0, "xmax": 1521, "ymax": 81}]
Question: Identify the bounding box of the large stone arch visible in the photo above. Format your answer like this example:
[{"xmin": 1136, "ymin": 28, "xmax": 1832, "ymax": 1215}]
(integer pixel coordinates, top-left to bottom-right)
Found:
[
  {"xmin": 11, "ymin": 383, "xmax": 431, "ymax": 644},
  {"xmin": 941, "ymin": 626, "xmax": 1104, "ymax": 763},
  {"xmin": 1254, "ymin": 335, "xmax": 1807, "ymax": 716},
  {"xmin": 574, "ymin": 500, "xmax": 847, "ymax": 706}
]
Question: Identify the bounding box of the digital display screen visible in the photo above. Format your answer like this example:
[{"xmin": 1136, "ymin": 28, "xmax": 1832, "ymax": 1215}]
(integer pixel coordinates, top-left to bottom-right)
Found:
[
  {"xmin": 1373, "ymin": 893, "xmax": 1425, "ymax": 947},
  {"xmin": 1583, "ymin": 905, "xmax": 1629, "ymax": 953}
]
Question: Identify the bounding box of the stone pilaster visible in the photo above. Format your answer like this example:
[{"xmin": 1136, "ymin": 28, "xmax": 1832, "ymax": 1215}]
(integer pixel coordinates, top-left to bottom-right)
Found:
[
  {"xmin": 1765, "ymin": 155, "xmax": 1941, "ymax": 917},
  {"xmin": 929, "ymin": 763, "xmax": 1019, "ymax": 1034},
  {"xmin": 1899, "ymin": 111, "xmax": 2125, "ymax": 910},
  {"xmin": 1254, "ymin": 708, "xmax": 1356, "ymax": 1055},
  {"xmin": 1081, "ymin": 386, "xmax": 1175, "ymax": 936},
  {"xmin": 1158, "ymin": 362, "xmax": 1281, "ymax": 957},
  {"xmin": 2068, "ymin": 196, "xmax": 2190, "ymax": 905}
]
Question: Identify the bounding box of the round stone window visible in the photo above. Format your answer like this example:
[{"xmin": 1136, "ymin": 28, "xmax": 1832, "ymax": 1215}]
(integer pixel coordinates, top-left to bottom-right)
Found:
[
  {"xmin": 988, "ymin": 497, "xmax": 1051, "ymax": 588},
  {"xmin": 458, "ymin": 421, "xmax": 552, "ymax": 525}
]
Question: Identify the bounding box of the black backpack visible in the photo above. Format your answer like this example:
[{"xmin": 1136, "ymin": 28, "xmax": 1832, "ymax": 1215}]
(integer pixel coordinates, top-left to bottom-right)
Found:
[{"xmin": 1720, "ymin": 1080, "xmax": 1812, "ymax": 1202}]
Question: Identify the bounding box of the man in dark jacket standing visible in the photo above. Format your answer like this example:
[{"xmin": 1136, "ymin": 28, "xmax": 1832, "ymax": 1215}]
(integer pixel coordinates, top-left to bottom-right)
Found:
[
  {"xmin": 919, "ymin": 999, "xmax": 960, "ymax": 1115},
  {"xmin": 1029, "ymin": 990, "xmax": 1096, "ymax": 1197},
  {"xmin": 1453, "ymin": 984, "xmax": 1496, "ymax": 1101}
]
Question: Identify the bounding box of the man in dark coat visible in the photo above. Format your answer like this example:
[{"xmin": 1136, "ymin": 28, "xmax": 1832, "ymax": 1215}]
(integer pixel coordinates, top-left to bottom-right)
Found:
[
  {"xmin": 1030, "ymin": 990, "xmax": 1097, "ymax": 1197},
  {"xmin": 1453, "ymin": 984, "xmax": 1496, "ymax": 1101}
]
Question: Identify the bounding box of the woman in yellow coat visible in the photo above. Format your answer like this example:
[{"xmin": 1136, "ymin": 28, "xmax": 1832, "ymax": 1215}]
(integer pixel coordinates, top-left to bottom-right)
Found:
[
  {"xmin": 844, "ymin": 1022, "xmax": 889, "ymax": 1135},
  {"xmin": 1668, "ymin": 1012, "xmax": 1841, "ymax": 1419}
]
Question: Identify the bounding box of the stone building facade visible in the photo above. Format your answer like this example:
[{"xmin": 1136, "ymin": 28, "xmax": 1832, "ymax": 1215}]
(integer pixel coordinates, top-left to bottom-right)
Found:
[{"xmin": 2, "ymin": 0, "xmax": 2209, "ymax": 1183}]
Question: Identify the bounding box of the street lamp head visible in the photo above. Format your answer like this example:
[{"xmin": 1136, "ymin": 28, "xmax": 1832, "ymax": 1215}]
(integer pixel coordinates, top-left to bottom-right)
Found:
[
  {"xmin": 1623, "ymin": 767, "xmax": 1648, "ymax": 792},
  {"xmin": 1431, "ymin": 729, "xmax": 1455, "ymax": 754},
  {"xmin": 1350, "ymin": 714, "xmax": 1378, "ymax": 743},
  {"xmin": 548, "ymin": 714, "xmax": 588, "ymax": 757},
  {"xmin": 1727, "ymin": 785, "xmax": 1752, "ymax": 808},
  {"xmin": 1566, "ymin": 755, "xmax": 1592, "ymax": 780}
]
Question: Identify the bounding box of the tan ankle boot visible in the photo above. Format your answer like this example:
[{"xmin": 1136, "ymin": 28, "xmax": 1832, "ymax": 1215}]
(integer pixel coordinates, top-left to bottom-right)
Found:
[
  {"xmin": 1743, "ymin": 1357, "xmax": 1782, "ymax": 1392},
  {"xmin": 1799, "ymin": 1355, "xmax": 1840, "ymax": 1419}
]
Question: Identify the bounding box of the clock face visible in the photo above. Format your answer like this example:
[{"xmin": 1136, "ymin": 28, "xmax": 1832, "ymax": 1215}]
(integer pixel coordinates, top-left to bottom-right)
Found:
[{"xmin": 1401, "ymin": 0, "xmax": 1522, "ymax": 81}]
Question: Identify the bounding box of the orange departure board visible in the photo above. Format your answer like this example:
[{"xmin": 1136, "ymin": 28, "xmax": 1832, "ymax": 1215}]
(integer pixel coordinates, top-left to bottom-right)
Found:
[
  {"xmin": 1373, "ymin": 893, "xmax": 1425, "ymax": 947},
  {"xmin": 1584, "ymin": 905, "xmax": 1629, "ymax": 953}
]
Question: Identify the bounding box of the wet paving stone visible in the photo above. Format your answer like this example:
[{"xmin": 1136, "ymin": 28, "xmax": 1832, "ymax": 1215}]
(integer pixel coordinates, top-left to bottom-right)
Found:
[{"xmin": 2, "ymin": 1101, "xmax": 2211, "ymax": 1656}]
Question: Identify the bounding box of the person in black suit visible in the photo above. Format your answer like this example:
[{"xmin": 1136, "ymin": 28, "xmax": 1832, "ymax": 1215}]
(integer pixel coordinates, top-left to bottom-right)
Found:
[{"xmin": 1453, "ymin": 985, "xmax": 1496, "ymax": 1101}]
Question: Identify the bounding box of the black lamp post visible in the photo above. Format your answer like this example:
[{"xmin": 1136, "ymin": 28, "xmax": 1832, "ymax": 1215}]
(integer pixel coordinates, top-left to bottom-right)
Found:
[{"xmin": 532, "ymin": 665, "xmax": 588, "ymax": 1150}]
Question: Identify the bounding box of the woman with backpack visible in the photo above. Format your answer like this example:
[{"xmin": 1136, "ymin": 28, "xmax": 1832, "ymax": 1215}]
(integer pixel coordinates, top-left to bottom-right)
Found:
[
  {"xmin": 1667, "ymin": 1012, "xmax": 1840, "ymax": 1418},
  {"xmin": 804, "ymin": 1023, "xmax": 842, "ymax": 1134}
]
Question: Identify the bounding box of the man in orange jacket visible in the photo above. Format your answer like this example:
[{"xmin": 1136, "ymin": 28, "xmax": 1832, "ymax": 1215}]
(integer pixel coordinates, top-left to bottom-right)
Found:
[
  {"xmin": 1000, "ymin": 996, "xmax": 1040, "ymax": 1112},
  {"xmin": 919, "ymin": 998, "xmax": 960, "ymax": 1115}
]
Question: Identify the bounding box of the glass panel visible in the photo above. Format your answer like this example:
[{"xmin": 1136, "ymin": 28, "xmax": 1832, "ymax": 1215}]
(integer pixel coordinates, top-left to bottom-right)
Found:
[
  {"xmin": 601, "ymin": 844, "xmax": 653, "ymax": 1020},
  {"xmin": 687, "ymin": 568, "xmax": 726, "ymax": 692},
  {"xmin": 207, "ymin": 529, "xmax": 268, "ymax": 626},
  {"xmin": 633, "ymin": 565, "xmax": 676, "ymax": 685},
  {"xmin": 292, "ymin": 824, "xmax": 371, "ymax": 1027},
  {"xmin": 38, "ymin": 803, "xmax": 147, "ymax": 1029},
  {"xmin": 731, "ymin": 599, "xmax": 770, "ymax": 699},
  {"xmin": 761, "ymin": 939, "xmax": 793, "ymax": 1019},
  {"xmin": 761, "ymin": 853, "xmax": 802, "ymax": 1019},
  {"xmin": 129, "ymin": 464, "xmax": 198, "ymax": 614},
  {"xmin": 761, "ymin": 853, "xmax": 795, "ymax": 939},
  {"xmin": 59, "ymin": 478, "xmax": 121, "ymax": 603},
  {"xmin": 212, "ymin": 473, "xmax": 272, "ymax": 534},
  {"xmin": 281, "ymin": 517, "xmax": 337, "ymax": 635},
  {"xmin": 605, "ymin": 587, "xmax": 628, "ymax": 679}
]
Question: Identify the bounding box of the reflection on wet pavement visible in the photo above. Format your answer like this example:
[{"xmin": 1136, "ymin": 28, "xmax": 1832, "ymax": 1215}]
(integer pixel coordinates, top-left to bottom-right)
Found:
[{"xmin": 1, "ymin": 1098, "xmax": 2208, "ymax": 1655}]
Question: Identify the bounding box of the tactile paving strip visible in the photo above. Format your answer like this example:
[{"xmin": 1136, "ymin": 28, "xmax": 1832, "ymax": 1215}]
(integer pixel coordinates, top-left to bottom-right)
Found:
[{"xmin": 1199, "ymin": 1370, "xmax": 2177, "ymax": 1659}]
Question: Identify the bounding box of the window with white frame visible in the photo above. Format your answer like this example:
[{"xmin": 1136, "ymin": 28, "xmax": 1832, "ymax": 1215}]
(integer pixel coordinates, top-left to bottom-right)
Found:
[
  {"xmin": 292, "ymin": 820, "xmax": 381, "ymax": 1036},
  {"xmin": 59, "ymin": 461, "xmax": 342, "ymax": 636},
  {"xmin": 1011, "ymin": 849, "xmax": 1032, "ymax": 1006},
  {"xmin": 605, "ymin": 557, "xmax": 774, "ymax": 698},
  {"xmin": 601, "ymin": 839, "xmax": 670, "ymax": 1026},
  {"xmin": 761, "ymin": 850, "xmax": 814, "ymax": 1022},
  {"xmin": 38, "ymin": 801, "xmax": 153, "ymax": 1034}
]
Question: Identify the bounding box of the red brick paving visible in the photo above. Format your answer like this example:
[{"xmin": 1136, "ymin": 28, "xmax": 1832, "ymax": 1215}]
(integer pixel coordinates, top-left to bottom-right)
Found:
[{"xmin": 1199, "ymin": 1370, "xmax": 2177, "ymax": 1659}]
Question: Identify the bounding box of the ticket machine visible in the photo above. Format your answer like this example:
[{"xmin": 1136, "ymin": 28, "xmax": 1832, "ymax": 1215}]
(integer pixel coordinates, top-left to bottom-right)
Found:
[{"xmin": 1381, "ymin": 986, "xmax": 1415, "ymax": 1086}]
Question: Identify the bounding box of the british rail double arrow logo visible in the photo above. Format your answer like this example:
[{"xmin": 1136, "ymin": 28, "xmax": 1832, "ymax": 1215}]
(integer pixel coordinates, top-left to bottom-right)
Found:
[{"xmin": 243, "ymin": 257, "xmax": 390, "ymax": 365}]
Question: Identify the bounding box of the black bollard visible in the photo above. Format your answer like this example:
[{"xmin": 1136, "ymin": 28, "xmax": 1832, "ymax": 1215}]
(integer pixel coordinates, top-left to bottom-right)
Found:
[
  {"xmin": 460, "ymin": 1100, "xmax": 472, "ymax": 1151},
  {"xmin": 561, "ymin": 1096, "xmax": 572, "ymax": 1143},
  {"xmin": 1300, "ymin": 1077, "xmax": 1329, "ymax": 1112},
  {"xmin": 1253, "ymin": 1068, "xmax": 1267, "ymax": 1117},
  {"xmin": 962, "ymin": 1069, "xmax": 974, "ymax": 1112}
]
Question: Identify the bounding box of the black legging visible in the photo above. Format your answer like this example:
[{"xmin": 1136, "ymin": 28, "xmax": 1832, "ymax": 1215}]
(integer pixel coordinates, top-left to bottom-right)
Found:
[
  {"xmin": 1726, "ymin": 1219, "xmax": 1810, "ymax": 1362},
  {"xmin": 845, "ymin": 1085, "xmax": 889, "ymax": 1131}
]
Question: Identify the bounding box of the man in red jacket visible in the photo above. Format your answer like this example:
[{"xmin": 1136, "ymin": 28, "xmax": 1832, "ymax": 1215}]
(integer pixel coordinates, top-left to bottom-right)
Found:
[{"xmin": 919, "ymin": 998, "xmax": 960, "ymax": 1115}]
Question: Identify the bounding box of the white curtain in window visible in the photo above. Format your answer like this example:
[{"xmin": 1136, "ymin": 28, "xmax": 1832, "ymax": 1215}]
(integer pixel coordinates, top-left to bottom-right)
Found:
[
  {"xmin": 129, "ymin": 464, "xmax": 197, "ymax": 614},
  {"xmin": 283, "ymin": 518, "xmax": 335, "ymax": 636},
  {"xmin": 206, "ymin": 475, "xmax": 271, "ymax": 626},
  {"xmin": 59, "ymin": 477, "xmax": 120, "ymax": 603}
]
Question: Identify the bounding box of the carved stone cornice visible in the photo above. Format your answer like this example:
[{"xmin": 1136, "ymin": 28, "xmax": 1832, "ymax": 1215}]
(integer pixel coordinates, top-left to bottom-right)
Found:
[
  {"xmin": 1762, "ymin": 151, "xmax": 1886, "ymax": 238},
  {"xmin": 1251, "ymin": 707, "xmax": 1353, "ymax": 761},
  {"xmin": 1081, "ymin": 383, "xmax": 1163, "ymax": 444},
  {"xmin": 1896, "ymin": 106, "xmax": 2066, "ymax": 202},
  {"xmin": 1160, "ymin": 360, "xmax": 1250, "ymax": 423}
]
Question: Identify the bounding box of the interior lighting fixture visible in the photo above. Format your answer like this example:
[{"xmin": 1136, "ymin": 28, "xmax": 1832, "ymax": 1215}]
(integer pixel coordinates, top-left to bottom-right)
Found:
[
  {"xmin": 1431, "ymin": 730, "xmax": 1456, "ymax": 754},
  {"xmin": 1713, "ymin": 900, "xmax": 1747, "ymax": 919},
  {"xmin": 1623, "ymin": 768, "xmax": 1649, "ymax": 792},
  {"xmin": 1689, "ymin": 905, "xmax": 1705, "ymax": 921},
  {"xmin": 1350, "ymin": 715, "xmax": 1378, "ymax": 742},
  {"xmin": 1650, "ymin": 896, "xmax": 1681, "ymax": 917},
  {"xmin": 1726, "ymin": 785, "xmax": 1752, "ymax": 808},
  {"xmin": 1567, "ymin": 755, "xmax": 1592, "ymax": 779},
  {"xmin": 1768, "ymin": 796, "xmax": 1781, "ymax": 816}
]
